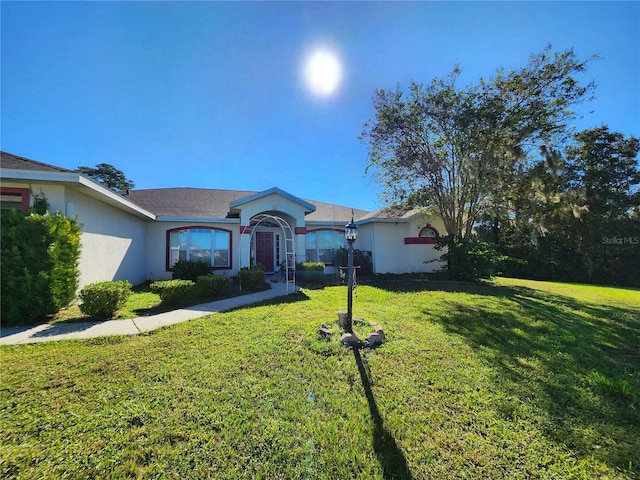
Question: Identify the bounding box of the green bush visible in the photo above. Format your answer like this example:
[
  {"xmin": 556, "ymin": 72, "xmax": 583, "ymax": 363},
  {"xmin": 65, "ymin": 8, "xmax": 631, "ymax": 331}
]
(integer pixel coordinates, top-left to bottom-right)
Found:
[
  {"xmin": 296, "ymin": 261, "xmax": 325, "ymax": 272},
  {"xmin": 172, "ymin": 260, "xmax": 211, "ymax": 281},
  {"xmin": 1, "ymin": 209, "xmax": 81, "ymax": 325},
  {"xmin": 436, "ymin": 236, "xmax": 509, "ymax": 281},
  {"xmin": 332, "ymin": 248, "xmax": 373, "ymax": 275},
  {"xmin": 195, "ymin": 275, "xmax": 233, "ymax": 297},
  {"xmin": 79, "ymin": 281, "xmax": 132, "ymax": 319},
  {"xmin": 150, "ymin": 279, "xmax": 196, "ymax": 304},
  {"xmin": 238, "ymin": 266, "xmax": 266, "ymax": 290}
]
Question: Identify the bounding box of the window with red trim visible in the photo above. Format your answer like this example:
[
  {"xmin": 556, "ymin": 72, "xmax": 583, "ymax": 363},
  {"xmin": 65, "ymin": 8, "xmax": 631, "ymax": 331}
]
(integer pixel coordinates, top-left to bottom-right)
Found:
[
  {"xmin": 419, "ymin": 226, "xmax": 439, "ymax": 238},
  {"xmin": 167, "ymin": 227, "xmax": 232, "ymax": 270},
  {"xmin": 404, "ymin": 225, "xmax": 440, "ymax": 245},
  {"xmin": 0, "ymin": 188, "xmax": 29, "ymax": 213}
]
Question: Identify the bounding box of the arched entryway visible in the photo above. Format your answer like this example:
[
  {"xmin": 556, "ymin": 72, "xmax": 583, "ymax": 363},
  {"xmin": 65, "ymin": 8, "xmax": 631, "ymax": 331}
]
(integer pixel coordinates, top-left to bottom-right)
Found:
[{"xmin": 246, "ymin": 213, "xmax": 296, "ymax": 293}]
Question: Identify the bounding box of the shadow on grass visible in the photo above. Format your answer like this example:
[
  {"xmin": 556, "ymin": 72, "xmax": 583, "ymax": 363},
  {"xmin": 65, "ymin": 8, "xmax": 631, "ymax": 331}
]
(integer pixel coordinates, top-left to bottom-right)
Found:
[
  {"xmin": 353, "ymin": 348, "xmax": 413, "ymax": 480},
  {"xmin": 428, "ymin": 285, "xmax": 640, "ymax": 473},
  {"xmin": 363, "ymin": 276, "xmax": 516, "ymax": 297}
]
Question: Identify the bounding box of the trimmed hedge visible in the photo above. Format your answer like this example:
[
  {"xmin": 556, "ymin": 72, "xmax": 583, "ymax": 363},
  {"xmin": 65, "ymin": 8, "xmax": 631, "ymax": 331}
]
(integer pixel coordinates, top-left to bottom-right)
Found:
[
  {"xmin": 195, "ymin": 275, "xmax": 233, "ymax": 297},
  {"xmin": 172, "ymin": 260, "xmax": 211, "ymax": 281},
  {"xmin": 238, "ymin": 266, "xmax": 265, "ymax": 290},
  {"xmin": 79, "ymin": 281, "xmax": 132, "ymax": 319},
  {"xmin": 1, "ymin": 210, "xmax": 81, "ymax": 325},
  {"xmin": 296, "ymin": 261, "xmax": 325, "ymax": 272},
  {"xmin": 150, "ymin": 279, "xmax": 196, "ymax": 304}
]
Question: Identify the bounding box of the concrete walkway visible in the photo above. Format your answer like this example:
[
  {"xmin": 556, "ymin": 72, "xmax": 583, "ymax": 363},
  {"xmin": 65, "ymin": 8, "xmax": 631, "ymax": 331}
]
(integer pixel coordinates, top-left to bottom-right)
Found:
[{"xmin": 0, "ymin": 283, "xmax": 298, "ymax": 345}]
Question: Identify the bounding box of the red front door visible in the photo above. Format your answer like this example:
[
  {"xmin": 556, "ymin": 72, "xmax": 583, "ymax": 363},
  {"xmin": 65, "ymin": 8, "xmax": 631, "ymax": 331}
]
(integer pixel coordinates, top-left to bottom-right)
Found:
[{"xmin": 255, "ymin": 232, "xmax": 274, "ymax": 272}]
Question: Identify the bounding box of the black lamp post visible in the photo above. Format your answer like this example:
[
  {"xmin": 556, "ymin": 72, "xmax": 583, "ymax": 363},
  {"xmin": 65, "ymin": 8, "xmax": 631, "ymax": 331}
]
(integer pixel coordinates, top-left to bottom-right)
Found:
[{"xmin": 344, "ymin": 214, "xmax": 358, "ymax": 334}]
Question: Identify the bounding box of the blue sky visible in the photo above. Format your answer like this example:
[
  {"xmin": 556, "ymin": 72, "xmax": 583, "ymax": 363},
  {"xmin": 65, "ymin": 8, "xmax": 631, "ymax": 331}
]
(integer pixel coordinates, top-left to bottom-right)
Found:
[{"xmin": 2, "ymin": 1, "xmax": 638, "ymax": 212}]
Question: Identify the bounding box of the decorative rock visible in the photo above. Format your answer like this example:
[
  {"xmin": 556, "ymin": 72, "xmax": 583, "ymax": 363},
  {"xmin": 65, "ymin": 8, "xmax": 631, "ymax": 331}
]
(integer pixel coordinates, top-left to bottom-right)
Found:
[
  {"xmin": 366, "ymin": 332, "xmax": 384, "ymax": 347},
  {"xmin": 353, "ymin": 317, "xmax": 366, "ymax": 325},
  {"xmin": 337, "ymin": 311, "xmax": 349, "ymax": 329},
  {"xmin": 373, "ymin": 327, "xmax": 385, "ymax": 341},
  {"xmin": 340, "ymin": 333, "xmax": 362, "ymax": 347},
  {"xmin": 318, "ymin": 327, "xmax": 332, "ymax": 338}
]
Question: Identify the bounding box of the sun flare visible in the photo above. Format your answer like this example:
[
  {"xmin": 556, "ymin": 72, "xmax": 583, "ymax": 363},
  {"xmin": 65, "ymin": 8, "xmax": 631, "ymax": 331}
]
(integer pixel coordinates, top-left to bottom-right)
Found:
[{"xmin": 304, "ymin": 49, "xmax": 342, "ymax": 96}]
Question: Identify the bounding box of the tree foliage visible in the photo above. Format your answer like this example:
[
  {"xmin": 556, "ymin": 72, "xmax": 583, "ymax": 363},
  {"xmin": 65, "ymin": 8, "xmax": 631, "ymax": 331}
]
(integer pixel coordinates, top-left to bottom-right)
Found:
[
  {"xmin": 361, "ymin": 46, "xmax": 596, "ymax": 239},
  {"xmin": 77, "ymin": 163, "xmax": 135, "ymax": 191},
  {"xmin": 492, "ymin": 126, "xmax": 640, "ymax": 286}
]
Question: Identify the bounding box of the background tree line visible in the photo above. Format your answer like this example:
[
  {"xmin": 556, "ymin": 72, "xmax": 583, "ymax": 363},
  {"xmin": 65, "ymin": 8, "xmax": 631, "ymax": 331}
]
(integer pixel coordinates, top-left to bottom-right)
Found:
[{"xmin": 362, "ymin": 45, "xmax": 639, "ymax": 286}]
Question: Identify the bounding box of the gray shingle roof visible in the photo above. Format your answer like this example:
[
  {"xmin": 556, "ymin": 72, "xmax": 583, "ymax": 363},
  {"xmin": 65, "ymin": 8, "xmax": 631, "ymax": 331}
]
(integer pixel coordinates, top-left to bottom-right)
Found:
[
  {"xmin": 121, "ymin": 187, "xmax": 370, "ymax": 222},
  {"xmin": 1, "ymin": 151, "xmax": 75, "ymax": 173}
]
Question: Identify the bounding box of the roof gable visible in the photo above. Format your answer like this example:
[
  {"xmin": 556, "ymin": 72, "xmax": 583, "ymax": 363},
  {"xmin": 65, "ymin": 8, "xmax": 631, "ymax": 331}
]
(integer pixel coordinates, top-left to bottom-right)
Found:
[{"xmin": 230, "ymin": 187, "xmax": 316, "ymax": 214}]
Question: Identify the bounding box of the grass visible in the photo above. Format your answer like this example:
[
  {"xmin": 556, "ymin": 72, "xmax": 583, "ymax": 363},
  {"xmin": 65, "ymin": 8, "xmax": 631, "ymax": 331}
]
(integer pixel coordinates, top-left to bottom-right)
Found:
[{"xmin": 1, "ymin": 277, "xmax": 639, "ymax": 479}]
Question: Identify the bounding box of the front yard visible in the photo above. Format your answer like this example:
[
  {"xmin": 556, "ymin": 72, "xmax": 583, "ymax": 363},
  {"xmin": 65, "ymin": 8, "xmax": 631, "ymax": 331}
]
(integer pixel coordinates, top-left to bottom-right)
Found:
[{"xmin": 1, "ymin": 278, "xmax": 638, "ymax": 479}]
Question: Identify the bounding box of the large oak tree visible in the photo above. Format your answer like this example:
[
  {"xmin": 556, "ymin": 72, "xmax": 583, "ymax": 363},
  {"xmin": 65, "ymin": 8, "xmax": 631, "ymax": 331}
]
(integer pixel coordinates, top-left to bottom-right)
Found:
[{"xmin": 361, "ymin": 46, "xmax": 596, "ymax": 239}]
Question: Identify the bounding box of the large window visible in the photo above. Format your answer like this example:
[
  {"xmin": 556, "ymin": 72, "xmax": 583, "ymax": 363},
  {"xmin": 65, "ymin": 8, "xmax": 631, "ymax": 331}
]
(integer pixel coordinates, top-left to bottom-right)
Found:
[
  {"xmin": 305, "ymin": 229, "xmax": 346, "ymax": 263},
  {"xmin": 168, "ymin": 227, "xmax": 231, "ymax": 269}
]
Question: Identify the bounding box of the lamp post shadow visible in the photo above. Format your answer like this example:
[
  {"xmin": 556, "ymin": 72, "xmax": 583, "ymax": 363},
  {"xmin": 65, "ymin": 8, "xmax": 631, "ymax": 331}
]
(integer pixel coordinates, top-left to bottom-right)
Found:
[{"xmin": 353, "ymin": 348, "xmax": 414, "ymax": 480}]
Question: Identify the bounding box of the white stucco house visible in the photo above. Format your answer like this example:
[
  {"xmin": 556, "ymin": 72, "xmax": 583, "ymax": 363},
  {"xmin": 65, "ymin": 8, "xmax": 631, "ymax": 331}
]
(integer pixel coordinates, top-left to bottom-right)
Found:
[{"xmin": 1, "ymin": 152, "xmax": 446, "ymax": 289}]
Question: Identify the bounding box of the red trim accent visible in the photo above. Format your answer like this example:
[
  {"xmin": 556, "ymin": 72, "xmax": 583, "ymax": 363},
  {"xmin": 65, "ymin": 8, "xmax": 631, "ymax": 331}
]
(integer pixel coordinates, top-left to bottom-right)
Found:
[
  {"xmin": 1, "ymin": 187, "xmax": 30, "ymax": 212},
  {"xmin": 295, "ymin": 227, "xmax": 307, "ymax": 235},
  {"xmin": 165, "ymin": 226, "xmax": 233, "ymax": 272},
  {"xmin": 404, "ymin": 237, "xmax": 438, "ymax": 245},
  {"xmin": 240, "ymin": 225, "xmax": 253, "ymax": 234}
]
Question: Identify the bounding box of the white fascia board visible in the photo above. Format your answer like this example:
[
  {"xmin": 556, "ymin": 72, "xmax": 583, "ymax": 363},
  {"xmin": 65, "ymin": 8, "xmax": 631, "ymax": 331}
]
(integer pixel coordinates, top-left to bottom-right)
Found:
[
  {"xmin": 355, "ymin": 217, "xmax": 409, "ymax": 226},
  {"xmin": 155, "ymin": 216, "xmax": 240, "ymax": 224},
  {"xmin": 1, "ymin": 168, "xmax": 156, "ymax": 220},
  {"xmin": 306, "ymin": 220, "xmax": 350, "ymax": 227}
]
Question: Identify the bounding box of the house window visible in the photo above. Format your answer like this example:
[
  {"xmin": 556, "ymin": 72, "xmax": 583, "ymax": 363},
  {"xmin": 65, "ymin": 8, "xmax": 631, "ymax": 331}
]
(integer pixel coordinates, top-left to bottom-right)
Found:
[
  {"xmin": 419, "ymin": 226, "xmax": 439, "ymax": 238},
  {"xmin": 0, "ymin": 188, "xmax": 29, "ymax": 213},
  {"xmin": 167, "ymin": 227, "xmax": 231, "ymax": 270},
  {"xmin": 404, "ymin": 225, "xmax": 441, "ymax": 245},
  {"xmin": 305, "ymin": 229, "xmax": 346, "ymax": 264}
]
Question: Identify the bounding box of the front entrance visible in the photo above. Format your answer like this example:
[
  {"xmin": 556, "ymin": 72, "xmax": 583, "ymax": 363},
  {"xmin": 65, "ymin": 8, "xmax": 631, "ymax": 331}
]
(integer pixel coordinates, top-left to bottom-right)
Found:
[{"xmin": 255, "ymin": 231, "xmax": 274, "ymax": 272}]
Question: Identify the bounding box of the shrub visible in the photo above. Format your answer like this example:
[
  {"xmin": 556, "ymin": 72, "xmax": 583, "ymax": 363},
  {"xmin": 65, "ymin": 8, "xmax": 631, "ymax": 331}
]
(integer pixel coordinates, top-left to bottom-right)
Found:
[
  {"xmin": 172, "ymin": 260, "xmax": 211, "ymax": 281},
  {"xmin": 79, "ymin": 281, "xmax": 132, "ymax": 319},
  {"xmin": 238, "ymin": 266, "xmax": 266, "ymax": 290},
  {"xmin": 195, "ymin": 275, "xmax": 233, "ymax": 297},
  {"xmin": 1, "ymin": 209, "xmax": 81, "ymax": 325},
  {"xmin": 435, "ymin": 236, "xmax": 509, "ymax": 281},
  {"xmin": 296, "ymin": 261, "xmax": 325, "ymax": 272},
  {"xmin": 332, "ymin": 248, "xmax": 373, "ymax": 275},
  {"xmin": 150, "ymin": 279, "xmax": 196, "ymax": 304}
]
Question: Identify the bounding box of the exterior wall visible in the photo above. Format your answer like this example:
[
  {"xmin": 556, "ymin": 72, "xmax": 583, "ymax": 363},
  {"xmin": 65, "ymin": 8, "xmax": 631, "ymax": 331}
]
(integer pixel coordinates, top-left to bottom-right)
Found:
[
  {"xmin": 146, "ymin": 220, "xmax": 240, "ymax": 281},
  {"xmin": 65, "ymin": 188, "xmax": 149, "ymax": 288},
  {"xmin": 359, "ymin": 213, "xmax": 447, "ymax": 274}
]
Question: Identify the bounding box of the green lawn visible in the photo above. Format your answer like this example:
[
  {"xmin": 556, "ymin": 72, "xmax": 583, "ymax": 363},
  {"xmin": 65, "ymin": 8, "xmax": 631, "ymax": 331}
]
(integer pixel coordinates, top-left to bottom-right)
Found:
[{"xmin": 1, "ymin": 278, "xmax": 638, "ymax": 479}]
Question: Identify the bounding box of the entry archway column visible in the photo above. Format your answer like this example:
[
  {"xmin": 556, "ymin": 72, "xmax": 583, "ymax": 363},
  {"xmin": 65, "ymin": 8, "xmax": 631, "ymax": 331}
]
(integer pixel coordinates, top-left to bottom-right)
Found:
[
  {"xmin": 239, "ymin": 225, "xmax": 252, "ymax": 269},
  {"xmin": 295, "ymin": 226, "xmax": 307, "ymax": 263}
]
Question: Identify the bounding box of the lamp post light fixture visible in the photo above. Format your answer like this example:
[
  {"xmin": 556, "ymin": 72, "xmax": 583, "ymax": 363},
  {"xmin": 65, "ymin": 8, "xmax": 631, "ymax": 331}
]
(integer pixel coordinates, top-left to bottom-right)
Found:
[{"xmin": 344, "ymin": 214, "xmax": 358, "ymax": 334}]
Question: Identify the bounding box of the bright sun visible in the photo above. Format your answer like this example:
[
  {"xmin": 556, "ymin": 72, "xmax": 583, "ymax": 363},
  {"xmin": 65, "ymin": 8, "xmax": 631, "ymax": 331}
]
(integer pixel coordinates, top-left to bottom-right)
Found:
[{"xmin": 304, "ymin": 49, "xmax": 342, "ymax": 96}]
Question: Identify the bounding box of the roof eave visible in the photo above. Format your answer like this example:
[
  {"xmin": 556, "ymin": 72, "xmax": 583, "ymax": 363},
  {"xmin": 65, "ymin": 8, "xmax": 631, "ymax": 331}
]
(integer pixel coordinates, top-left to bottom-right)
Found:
[{"xmin": 1, "ymin": 168, "xmax": 156, "ymax": 220}]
